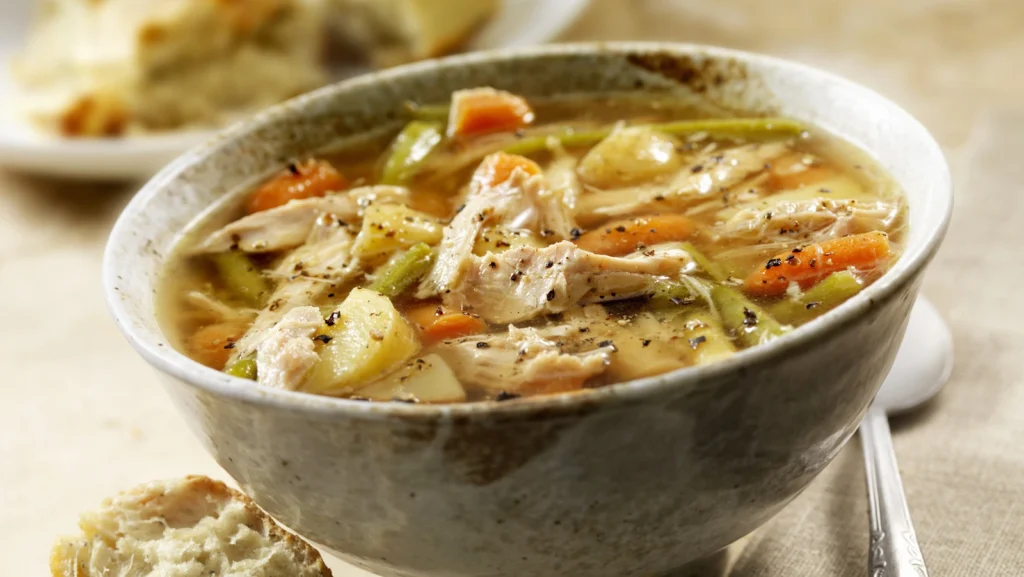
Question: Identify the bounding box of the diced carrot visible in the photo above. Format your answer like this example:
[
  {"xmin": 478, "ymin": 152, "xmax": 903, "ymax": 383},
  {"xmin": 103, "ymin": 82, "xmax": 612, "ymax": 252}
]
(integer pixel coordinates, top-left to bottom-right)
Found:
[
  {"xmin": 574, "ymin": 214, "xmax": 696, "ymax": 256},
  {"xmin": 448, "ymin": 87, "xmax": 535, "ymax": 138},
  {"xmin": 245, "ymin": 159, "xmax": 348, "ymax": 214},
  {"xmin": 471, "ymin": 152, "xmax": 542, "ymax": 190},
  {"xmin": 405, "ymin": 303, "xmax": 488, "ymax": 344},
  {"xmin": 743, "ymin": 231, "xmax": 892, "ymax": 298},
  {"xmin": 187, "ymin": 321, "xmax": 249, "ymax": 369},
  {"xmin": 769, "ymin": 153, "xmax": 837, "ymax": 190}
]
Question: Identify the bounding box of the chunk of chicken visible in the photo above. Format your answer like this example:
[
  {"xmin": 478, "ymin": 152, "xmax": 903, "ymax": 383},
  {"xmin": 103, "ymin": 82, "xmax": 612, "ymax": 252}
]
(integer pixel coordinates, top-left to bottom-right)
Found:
[
  {"xmin": 256, "ymin": 306, "xmax": 324, "ymax": 390},
  {"xmin": 576, "ymin": 142, "xmax": 789, "ymax": 223},
  {"xmin": 195, "ymin": 186, "xmax": 410, "ymax": 254},
  {"xmin": 418, "ymin": 167, "xmax": 577, "ymax": 298},
  {"xmin": 435, "ymin": 325, "xmax": 611, "ymax": 394},
  {"xmin": 417, "ymin": 172, "xmax": 531, "ymax": 298},
  {"xmin": 713, "ymin": 198, "xmax": 901, "ymax": 244},
  {"xmin": 231, "ymin": 223, "xmax": 359, "ymax": 358},
  {"xmin": 506, "ymin": 170, "xmax": 579, "ymax": 241},
  {"xmin": 556, "ymin": 306, "xmax": 693, "ymax": 382},
  {"xmin": 271, "ymin": 216, "xmax": 361, "ymax": 281},
  {"xmin": 545, "ymin": 151, "xmax": 582, "ymax": 213},
  {"xmin": 446, "ymin": 241, "xmax": 695, "ymax": 324}
]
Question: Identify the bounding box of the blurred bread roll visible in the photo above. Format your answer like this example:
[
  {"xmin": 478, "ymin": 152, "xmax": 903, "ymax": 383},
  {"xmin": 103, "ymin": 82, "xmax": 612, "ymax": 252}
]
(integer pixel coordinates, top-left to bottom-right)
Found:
[
  {"xmin": 326, "ymin": 0, "xmax": 498, "ymax": 67},
  {"xmin": 13, "ymin": 0, "xmax": 327, "ymax": 137},
  {"xmin": 13, "ymin": 0, "xmax": 498, "ymax": 137}
]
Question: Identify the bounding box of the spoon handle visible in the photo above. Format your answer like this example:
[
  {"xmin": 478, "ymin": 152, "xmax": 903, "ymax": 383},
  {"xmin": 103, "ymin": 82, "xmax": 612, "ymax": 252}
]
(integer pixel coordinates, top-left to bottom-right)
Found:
[{"xmin": 860, "ymin": 407, "xmax": 929, "ymax": 577}]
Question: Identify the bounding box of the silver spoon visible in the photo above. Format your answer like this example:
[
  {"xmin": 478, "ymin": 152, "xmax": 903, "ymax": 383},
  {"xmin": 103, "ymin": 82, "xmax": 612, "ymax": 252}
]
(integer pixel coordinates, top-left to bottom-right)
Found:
[{"xmin": 860, "ymin": 298, "xmax": 953, "ymax": 577}]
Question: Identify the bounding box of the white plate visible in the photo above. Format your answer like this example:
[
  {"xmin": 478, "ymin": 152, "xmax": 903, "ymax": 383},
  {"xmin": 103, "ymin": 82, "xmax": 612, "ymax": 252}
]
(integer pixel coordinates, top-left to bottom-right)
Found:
[{"xmin": 0, "ymin": 0, "xmax": 591, "ymax": 181}]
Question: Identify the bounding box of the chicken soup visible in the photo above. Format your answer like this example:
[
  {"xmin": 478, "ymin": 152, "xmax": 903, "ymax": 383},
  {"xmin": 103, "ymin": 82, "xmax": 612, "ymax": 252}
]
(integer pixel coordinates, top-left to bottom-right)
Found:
[{"xmin": 159, "ymin": 87, "xmax": 906, "ymax": 403}]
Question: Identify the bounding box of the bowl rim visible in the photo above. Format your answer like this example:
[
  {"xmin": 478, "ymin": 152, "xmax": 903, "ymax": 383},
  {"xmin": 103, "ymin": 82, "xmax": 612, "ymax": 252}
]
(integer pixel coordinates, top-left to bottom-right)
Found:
[{"xmin": 102, "ymin": 41, "xmax": 953, "ymax": 420}]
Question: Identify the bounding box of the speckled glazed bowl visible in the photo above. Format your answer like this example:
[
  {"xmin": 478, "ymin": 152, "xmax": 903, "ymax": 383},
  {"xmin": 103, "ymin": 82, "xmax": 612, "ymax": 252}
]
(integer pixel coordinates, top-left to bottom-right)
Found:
[{"xmin": 103, "ymin": 43, "xmax": 951, "ymax": 577}]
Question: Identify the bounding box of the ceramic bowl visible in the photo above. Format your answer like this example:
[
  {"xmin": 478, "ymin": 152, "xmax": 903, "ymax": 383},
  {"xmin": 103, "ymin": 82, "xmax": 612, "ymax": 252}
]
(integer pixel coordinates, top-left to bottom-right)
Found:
[{"xmin": 103, "ymin": 43, "xmax": 952, "ymax": 577}]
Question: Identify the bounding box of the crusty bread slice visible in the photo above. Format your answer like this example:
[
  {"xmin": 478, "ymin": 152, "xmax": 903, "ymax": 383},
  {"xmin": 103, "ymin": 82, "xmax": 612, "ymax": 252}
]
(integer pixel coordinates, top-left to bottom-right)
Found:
[
  {"xmin": 50, "ymin": 476, "xmax": 332, "ymax": 577},
  {"xmin": 325, "ymin": 0, "xmax": 498, "ymax": 66}
]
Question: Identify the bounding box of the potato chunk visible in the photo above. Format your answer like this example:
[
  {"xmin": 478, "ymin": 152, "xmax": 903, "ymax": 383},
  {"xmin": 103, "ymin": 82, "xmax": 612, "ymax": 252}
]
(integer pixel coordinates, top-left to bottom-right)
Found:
[
  {"xmin": 357, "ymin": 354, "xmax": 467, "ymax": 403},
  {"xmin": 303, "ymin": 288, "xmax": 420, "ymax": 395},
  {"xmin": 352, "ymin": 204, "xmax": 443, "ymax": 261},
  {"xmin": 577, "ymin": 126, "xmax": 681, "ymax": 188}
]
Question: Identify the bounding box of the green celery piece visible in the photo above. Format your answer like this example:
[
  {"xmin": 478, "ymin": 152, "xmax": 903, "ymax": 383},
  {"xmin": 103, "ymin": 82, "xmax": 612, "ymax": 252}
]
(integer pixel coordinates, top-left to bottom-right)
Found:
[
  {"xmin": 211, "ymin": 251, "xmax": 269, "ymax": 307},
  {"xmin": 768, "ymin": 271, "xmax": 863, "ymax": 325},
  {"xmin": 500, "ymin": 117, "xmax": 806, "ymax": 155},
  {"xmin": 501, "ymin": 128, "xmax": 611, "ymax": 155},
  {"xmin": 405, "ymin": 104, "xmax": 449, "ymax": 122},
  {"xmin": 679, "ymin": 242, "xmax": 727, "ymax": 282},
  {"xmin": 380, "ymin": 121, "xmax": 444, "ymax": 184},
  {"xmin": 648, "ymin": 279, "xmax": 700, "ymax": 308},
  {"xmin": 367, "ymin": 243, "xmax": 434, "ymax": 298},
  {"xmin": 711, "ymin": 285, "xmax": 786, "ymax": 347},
  {"xmin": 225, "ymin": 358, "xmax": 257, "ymax": 380}
]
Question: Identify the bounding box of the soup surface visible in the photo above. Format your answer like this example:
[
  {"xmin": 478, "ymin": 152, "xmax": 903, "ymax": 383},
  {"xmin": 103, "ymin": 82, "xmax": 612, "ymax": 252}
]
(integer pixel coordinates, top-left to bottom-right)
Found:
[{"xmin": 160, "ymin": 87, "xmax": 906, "ymax": 403}]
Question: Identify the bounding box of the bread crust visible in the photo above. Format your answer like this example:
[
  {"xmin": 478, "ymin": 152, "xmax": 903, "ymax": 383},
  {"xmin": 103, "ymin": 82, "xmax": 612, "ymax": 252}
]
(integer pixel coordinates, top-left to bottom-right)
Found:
[{"xmin": 50, "ymin": 475, "xmax": 332, "ymax": 577}]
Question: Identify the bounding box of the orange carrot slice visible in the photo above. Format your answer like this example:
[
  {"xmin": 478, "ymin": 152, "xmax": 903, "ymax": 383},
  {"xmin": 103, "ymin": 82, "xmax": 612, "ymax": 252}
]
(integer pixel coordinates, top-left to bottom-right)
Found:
[
  {"xmin": 187, "ymin": 321, "xmax": 249, "ymax": 369},
  {"xmin": 246, "ymin": 159, "xmax": 348, "ymax": 214},
  {"xmin": 574, "ymin": 214, "xmax": 696, "ymax": 256},
  {"xmin": 449, "ymin": 87, "xmax": 535, "ymax": 138},
  {"xmin": 744, "ymin": 231, "xmax": 892, "ymax": 298},
  {"xmin": 471, "ymin": 151, "xmax": 542, "ymax": 190},
  {"xmin": 406, "ymin": 304, "xmax": 488, "ymax": 344}
]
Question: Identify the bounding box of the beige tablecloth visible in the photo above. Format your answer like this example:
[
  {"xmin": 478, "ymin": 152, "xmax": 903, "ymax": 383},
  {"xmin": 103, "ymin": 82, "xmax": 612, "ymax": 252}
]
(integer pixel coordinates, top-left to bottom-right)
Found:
[{"xmin": 4, "ymin": 1, "xmax": 1024, "ymax": 575}]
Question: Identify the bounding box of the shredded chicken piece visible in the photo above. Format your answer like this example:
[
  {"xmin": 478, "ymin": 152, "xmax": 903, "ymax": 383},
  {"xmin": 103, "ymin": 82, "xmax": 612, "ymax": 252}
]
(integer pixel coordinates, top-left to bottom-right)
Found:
[
  {"xmin": 418, "ymin": 168, "xmax": 577, "ymax": 298},
  {"xmin": 256, "ymin": 306, "xmax": 323, "ymax": 390},
  {"xmin": 231, "ymin": 225, "xmax": 359, "ymax": 358},
  {"xmin": 270, "ymin": 218, "xmax": 360, "ymax": 282},
  {"xmin": 417, "ymin": 174, "xmax": 530, "ymax": 298},
  {"xmin": 435, "ymin": 325, "xmax": 610, "ymax": 393},
  {"xmin": 545, "ymin": 150, "xmax": 582, "ymax": 213},
  {"xmin": 713, "ymin": 198, "xmax": 900, "ymax": 244},
  {"xmin": 506, "ymin": 169, "xmax": 579, "ymax": 240},
  {"xmin": 445, "ymin": 241, "xmax": 694, "ymax": 324},
  {"xmin": 576, "ymin": 142, "xmax": 789, "ymax": 223},
  {"xmin": 183, "ymin": 291, "xmax": 257, "ymax": 325},
  {"xmin": 195, "ymin": 186, "xmax": 409, "ymax": 254},
  {"xmin": 684, "ymin": 172, "xmax": 772, "ymax": 217}
]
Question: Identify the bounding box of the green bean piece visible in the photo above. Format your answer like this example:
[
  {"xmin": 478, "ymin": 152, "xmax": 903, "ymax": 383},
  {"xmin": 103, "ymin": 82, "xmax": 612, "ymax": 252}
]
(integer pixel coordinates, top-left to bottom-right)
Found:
[
  {"xmin": 211, "ymin": 251, "xmax": 269, "ymax": 307},
  {"xmin": 648, "ymin": 279, "xmax": 700, "ymax": 308},
  {"xmin": 501, "ymin": 128, "xmax": 611, "ymax": 155},
  {"xmin": 500, "ymin": 117, "xmax": 805, "ymax": 156},
  {"xmin": 404, "ymin": 103, "xmax": 450, "ymax": 122},
  {"xmin": 367, "ymin": 243, "xmax": 434, "ymax": 297},
  {"xmin": 380, "ymin": 121, "xmax": 444, "ymax": 185},
  {"xmin": 768, "ymin": 271, "xmax": 863, "ymax": 325},
  {"xmin": 655, "ymin": 117, "xmax": 807, "ymax": 137},
  {"xmin": 225, "ymin": 358, "xmax": 257, "ymax": 380},
  {"xmin": 406, "ymin": 114, "xmax": 804, "ymax": 164},
  {"xmin": 711, "ymin": 285, "xmax": 787, "ymax": 347},
  {"xmin": 679, "ymin": 242, "xmax": 727, "ymax": 282}
]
